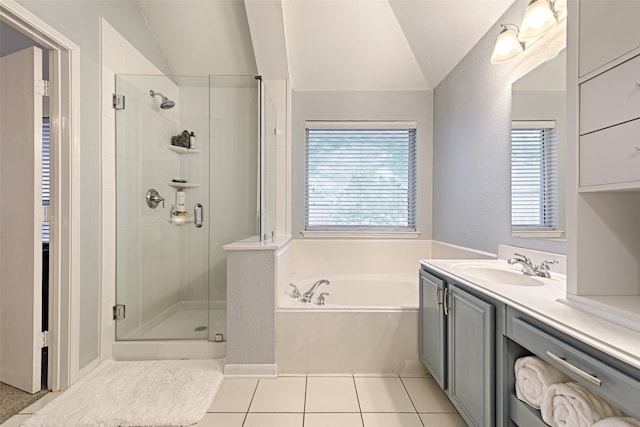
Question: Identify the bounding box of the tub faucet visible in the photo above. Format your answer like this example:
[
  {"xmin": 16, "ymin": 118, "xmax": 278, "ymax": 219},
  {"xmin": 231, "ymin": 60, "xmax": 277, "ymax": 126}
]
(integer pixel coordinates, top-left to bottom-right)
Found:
[{"xmin": 301, "ymin": 279, "xmax": 329, "ymax": 303}]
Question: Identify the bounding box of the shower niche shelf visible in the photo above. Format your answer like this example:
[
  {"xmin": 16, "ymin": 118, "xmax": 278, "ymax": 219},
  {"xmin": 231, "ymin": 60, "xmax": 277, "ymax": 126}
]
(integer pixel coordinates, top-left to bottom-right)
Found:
[
  {"xmin": 168, "ymin": 182, "xmax": 201, "ymax": 189},
  {"xmin": 166, "ymin": 145, "xmax": 200, "ymax": 154}
]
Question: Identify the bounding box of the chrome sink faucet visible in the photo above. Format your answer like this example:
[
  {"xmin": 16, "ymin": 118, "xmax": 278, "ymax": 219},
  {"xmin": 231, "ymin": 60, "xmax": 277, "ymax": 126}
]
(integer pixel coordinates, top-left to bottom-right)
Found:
[
  {"xmin": 507, "ymin": 253, "xmax": 558, "ymax": 278},
  {"xmin": 301, "ymin": 279, "xmax": 330, "ymax": 303}
]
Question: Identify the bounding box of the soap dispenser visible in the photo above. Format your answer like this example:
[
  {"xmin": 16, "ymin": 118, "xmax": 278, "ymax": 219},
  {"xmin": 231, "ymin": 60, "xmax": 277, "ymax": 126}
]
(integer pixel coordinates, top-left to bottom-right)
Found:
[{"xmin": 171, "ymin": 190, "xmax": 187, "ymax": 224}]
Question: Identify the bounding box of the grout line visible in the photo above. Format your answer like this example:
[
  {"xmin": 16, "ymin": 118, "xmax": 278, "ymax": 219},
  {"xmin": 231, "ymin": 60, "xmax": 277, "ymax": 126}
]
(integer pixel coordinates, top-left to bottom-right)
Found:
[
  {"xmin": 351, "ymin": 375, "xmax": 365, "ymax": 427},
  {"xmin": 398, "ymin": 376, "xmax": 425, "ymax": 427},
  {"xmin": 302, "ymin": 375, "xmax": 308, "ymax": 427},
  {"xmin": 241, "ymin": 379, "xmax": 260, "ymax": 427}
]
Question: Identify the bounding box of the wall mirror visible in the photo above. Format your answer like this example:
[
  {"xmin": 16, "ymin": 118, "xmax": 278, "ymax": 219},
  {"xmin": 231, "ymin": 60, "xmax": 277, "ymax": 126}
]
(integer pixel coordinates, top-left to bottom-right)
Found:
[{"xmin": 511, "ymin": 49, "xmax": 566, "ymax": 240}]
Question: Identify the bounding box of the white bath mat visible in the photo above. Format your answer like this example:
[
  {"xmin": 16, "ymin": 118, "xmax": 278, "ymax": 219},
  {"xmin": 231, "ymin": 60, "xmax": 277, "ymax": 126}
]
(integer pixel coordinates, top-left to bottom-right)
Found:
[{"xmin": 23, "ymin": 359, "xmax": 224, "ymax": 427}]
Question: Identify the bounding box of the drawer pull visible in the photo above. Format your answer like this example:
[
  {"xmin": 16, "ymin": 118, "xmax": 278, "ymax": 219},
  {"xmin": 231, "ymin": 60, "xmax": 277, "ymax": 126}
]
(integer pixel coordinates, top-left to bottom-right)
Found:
[{"xmin": 546, "ymin": 351, "xmax": 602, "ymax": 386}]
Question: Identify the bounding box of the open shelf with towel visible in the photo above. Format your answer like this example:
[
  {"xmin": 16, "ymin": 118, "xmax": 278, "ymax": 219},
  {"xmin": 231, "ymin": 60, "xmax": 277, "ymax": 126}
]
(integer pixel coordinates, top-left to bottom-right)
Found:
[
  {"xmin": 509, "ymin": 394, "xmax": 546, "ymax": 427},
  {"xmin": 506, "ymin": 307, "xmax": 640, "ymax": 426}
]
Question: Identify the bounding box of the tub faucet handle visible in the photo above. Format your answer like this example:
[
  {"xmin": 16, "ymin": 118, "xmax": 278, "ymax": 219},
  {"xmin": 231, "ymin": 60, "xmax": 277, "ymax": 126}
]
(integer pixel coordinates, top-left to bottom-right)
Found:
[
  {"xmin": 316, "ymin": 292, "xmax": 330, "ymax": 306},
  {"xmin": 289, "ymin": 283, "xmax": 301, "ymax": 299}
]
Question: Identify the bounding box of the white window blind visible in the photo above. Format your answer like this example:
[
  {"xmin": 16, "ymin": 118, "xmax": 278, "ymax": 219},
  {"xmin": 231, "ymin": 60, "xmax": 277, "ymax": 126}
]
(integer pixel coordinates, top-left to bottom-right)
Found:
[
  {"xmin": 42, "ymin": 119, "xmax": 50, "ymax": 243},
  {"xmin": 511, "ymin": 121, "xmax": 558, "ymax": 230},
  {"xmin": 305, "ymin": 122, "xmax": 417, "ymax": 231}
]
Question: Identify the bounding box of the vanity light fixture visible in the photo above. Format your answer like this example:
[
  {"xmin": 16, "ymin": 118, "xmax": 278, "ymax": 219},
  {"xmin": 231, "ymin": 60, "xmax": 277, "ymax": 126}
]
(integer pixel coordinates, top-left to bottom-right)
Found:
[
  {"xmin": 491, "ymin": 24, "xmax": 524, "ymax": 64},
  {"xmin": 518, "ymin": 0, "xmax": 557, "ymax": 42}
]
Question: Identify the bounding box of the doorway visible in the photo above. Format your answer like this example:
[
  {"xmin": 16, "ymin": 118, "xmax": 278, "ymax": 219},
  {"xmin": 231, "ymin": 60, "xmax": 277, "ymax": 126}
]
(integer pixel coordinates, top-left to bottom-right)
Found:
[{"xmin": 0, "ymin": 0, "xmax": 81, "ymax": 395}]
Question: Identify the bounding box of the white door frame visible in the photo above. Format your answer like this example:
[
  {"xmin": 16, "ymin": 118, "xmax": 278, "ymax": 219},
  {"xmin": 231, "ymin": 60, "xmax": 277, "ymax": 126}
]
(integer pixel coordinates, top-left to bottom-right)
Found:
[{"xmin": 0, "ymin": 0, "xmax": 81, "ymax": 391}]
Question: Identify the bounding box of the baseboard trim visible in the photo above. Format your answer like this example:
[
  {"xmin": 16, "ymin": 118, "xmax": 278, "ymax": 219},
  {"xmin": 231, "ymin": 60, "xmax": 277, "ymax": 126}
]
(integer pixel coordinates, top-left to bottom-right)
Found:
[{"xmin": 224, "ymin": 363, "xmax": 277, "ymax": 377}]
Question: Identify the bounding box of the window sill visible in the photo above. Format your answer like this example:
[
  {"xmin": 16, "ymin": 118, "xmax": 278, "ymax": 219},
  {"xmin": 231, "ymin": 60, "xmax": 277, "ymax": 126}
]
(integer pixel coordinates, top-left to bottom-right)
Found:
[
  {"xmin": 512, "ymin": 229, "xmax": 565, "ymax": 239},
  {"xmin": 300, "ymin": 230, "xmax": 421, "ymax": 239}
]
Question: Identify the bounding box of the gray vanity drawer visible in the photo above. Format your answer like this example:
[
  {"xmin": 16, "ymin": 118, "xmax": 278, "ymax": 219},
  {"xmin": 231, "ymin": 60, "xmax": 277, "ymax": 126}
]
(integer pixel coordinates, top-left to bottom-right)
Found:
[{"xmin": 509, "ymin": 317, "xmax": 640, "ymax": 418}]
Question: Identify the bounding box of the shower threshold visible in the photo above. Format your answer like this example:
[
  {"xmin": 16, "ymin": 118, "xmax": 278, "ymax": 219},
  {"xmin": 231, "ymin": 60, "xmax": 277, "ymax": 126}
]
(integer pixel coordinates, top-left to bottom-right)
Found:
[{"xmin": 112, "ymin": 301, "xmax": 226, "ymax": 360}]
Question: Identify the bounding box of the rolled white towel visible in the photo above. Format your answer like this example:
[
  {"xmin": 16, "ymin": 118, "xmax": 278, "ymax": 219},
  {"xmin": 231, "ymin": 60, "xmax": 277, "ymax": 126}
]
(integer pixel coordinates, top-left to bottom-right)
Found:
[
  {"xmin": 541, "ymin": 382, "xmax": 626, "ymax": 427},
  {"xmin": 515, "ymin": 356, "xmax": 571, "ymax": 409},
  {"xmin": 592, "ymin": 418, "xmax": 640, "ymax": 427}
]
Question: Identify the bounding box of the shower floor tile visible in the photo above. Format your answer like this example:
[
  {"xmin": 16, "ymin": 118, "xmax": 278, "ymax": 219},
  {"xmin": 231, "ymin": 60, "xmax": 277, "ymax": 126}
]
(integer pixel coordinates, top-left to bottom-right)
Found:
[{"xmin": 132, "ymin": 306, "xmax": 226, "ymax": 341}]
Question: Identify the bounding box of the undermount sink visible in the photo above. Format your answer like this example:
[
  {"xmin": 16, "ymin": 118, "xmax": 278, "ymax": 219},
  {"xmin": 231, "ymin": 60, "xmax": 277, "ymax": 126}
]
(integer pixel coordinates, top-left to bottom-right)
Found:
[{"xmin": 453, "ymin": 264, "xmax": 544, "ymax": 287}]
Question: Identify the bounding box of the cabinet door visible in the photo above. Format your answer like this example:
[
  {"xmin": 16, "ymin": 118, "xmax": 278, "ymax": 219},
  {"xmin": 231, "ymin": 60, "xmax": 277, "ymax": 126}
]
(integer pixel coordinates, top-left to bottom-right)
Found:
[
  {"xmin": 419, "ymin": 271, "xmax": 446, "ymax": 389},
  {"xmin": 448, "ymin": 285, "xmax": 495, "ymax": 427},
  {"xmin": 579, "ymin": 0, "xmax": 640, "ymax": 76}
]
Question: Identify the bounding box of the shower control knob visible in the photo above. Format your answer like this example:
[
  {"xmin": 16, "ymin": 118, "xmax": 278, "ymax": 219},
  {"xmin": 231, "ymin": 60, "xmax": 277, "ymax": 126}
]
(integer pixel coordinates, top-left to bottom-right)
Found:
[{"xmin": 146, "ymin": 188, "xmax": 164, "ymax": 209}]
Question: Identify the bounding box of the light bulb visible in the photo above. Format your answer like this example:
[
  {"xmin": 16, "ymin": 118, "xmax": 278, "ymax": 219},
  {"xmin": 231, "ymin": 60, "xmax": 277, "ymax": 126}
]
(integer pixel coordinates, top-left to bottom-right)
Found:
[
  {"xmin": 491, "ymin": 25, "xmax": 524, "ymax": 64},
  {"xmin": 519, "ymin": 0, "xmax": 557, "ymax": 42}
]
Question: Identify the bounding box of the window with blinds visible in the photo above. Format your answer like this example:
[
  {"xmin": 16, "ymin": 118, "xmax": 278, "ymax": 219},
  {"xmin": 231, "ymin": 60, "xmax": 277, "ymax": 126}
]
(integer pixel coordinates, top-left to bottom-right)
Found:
[
  {"xmin": 42, "ymin": 118, "xmax": 50, "ymax": 243},
  {"xmin": 511, "ymin": 121, "xmax": 558, "ymax": 231},
  {"xmin": 305, "ymin": 122, "xmax": 417, "ymax": 231}
]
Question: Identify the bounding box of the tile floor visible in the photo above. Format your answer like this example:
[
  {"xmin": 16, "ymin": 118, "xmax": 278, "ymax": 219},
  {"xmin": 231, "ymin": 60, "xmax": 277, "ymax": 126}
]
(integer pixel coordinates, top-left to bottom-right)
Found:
[{"xmin": 1, "ymin": 375, "xmax": 466, "ymax": 427}]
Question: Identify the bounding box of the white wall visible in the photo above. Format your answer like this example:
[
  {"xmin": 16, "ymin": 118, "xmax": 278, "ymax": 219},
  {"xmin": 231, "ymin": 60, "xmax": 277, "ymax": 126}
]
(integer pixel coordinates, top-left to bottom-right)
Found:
[
  {"xmin": 291, "ymin": 90, "xmax": 433, "ymax": 239},
  {"xmin": 432, "ymin": 0, "xmax": 566, "ymax": 255},
  {"xmin": 18, "ymin": 0, "xmax": 172, "ymax": 370}
]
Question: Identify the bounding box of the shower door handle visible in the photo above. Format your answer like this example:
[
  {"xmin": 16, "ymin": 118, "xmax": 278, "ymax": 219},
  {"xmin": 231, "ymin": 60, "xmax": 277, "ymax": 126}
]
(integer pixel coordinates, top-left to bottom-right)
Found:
[{"xmin": 194, "ymin": 203, "xmax": 204, "ymax": 228}]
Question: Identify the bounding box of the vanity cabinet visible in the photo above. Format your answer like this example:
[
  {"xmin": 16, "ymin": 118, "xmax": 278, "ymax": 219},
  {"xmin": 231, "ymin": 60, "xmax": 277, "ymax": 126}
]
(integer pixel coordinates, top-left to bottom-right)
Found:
[
  {"xmin": 419, "ymin": 270, "xmax": 446, "ymax": 389},
  {"xmin": 448, "ymin": 284, "xmax": 495, "ymax": 427},
  {"xmin": 419, "ymin": 268, "xmax": 504, "ymax": 427}
]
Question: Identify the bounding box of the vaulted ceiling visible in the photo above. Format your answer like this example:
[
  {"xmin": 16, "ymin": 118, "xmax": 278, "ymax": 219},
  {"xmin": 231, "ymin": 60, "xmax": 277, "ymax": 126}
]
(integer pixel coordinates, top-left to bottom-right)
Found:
[{"xmin": 138, "ymin": 0, "xmax": 515, "ymax": 91}]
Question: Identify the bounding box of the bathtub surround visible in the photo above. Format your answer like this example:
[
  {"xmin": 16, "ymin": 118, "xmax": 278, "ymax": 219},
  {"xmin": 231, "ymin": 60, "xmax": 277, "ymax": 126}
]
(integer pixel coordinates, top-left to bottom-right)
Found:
[{"xmin": 272, "ymin": 241, "xmax": 553, "ymax": 376}]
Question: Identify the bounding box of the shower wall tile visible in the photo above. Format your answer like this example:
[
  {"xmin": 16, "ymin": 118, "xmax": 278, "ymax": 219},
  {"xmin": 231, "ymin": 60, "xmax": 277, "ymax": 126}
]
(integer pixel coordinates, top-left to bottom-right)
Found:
[
  {"xmin": 102, "ymin": 189, "xmax": 116, "ymax": 226},
  {"xmin": 101, "ymin": 19, "xmax": 181, "ymax": 352},
  {"xmin": 275, "ymin": 242, "xmax": 295, "ymax": 300},
  {"xmin": 102, "ymin": 152, "xmax": 116, "ymax": 191},
  {"xmin": 284, "ymin": 239, "xmax": 433, "ymax": 279},
  {"xmin": 103, "ymin": 225, "xmax": 116, "ymax": 263}
]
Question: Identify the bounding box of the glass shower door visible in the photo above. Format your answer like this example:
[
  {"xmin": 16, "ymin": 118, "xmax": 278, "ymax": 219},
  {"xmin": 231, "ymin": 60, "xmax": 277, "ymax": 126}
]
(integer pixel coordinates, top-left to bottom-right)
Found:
[{"xmin": 114, "ymin": 74, "xmax": 210, "ymax": 341}]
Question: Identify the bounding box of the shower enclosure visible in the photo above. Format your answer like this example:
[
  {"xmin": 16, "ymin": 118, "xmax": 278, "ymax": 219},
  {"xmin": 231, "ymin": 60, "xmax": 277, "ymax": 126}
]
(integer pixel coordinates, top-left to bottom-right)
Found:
[{"xmin": 114, "ymin": 74, "xmax": 275, "ymax": 343}]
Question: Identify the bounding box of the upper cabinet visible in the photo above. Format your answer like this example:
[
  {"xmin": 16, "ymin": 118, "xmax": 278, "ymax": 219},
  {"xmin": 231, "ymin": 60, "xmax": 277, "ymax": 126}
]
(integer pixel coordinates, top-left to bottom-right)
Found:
[
  {"xmin": 579, "ymin": 0, "xmax": 640, "ymax": 78},
  {"xmin": 567, "ymin": 1, "xmax": 640, "ymax": 322},
  {"xmin": 577, "ymin": 0, "xmax": 640, "ymax": 192}
]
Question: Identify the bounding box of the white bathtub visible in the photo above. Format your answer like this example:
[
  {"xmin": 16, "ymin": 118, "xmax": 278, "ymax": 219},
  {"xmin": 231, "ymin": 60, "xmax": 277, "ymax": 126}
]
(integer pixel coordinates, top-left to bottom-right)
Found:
[{"xmin": 276, "ymin": 274, "xmax": 426, "ymax": 375}]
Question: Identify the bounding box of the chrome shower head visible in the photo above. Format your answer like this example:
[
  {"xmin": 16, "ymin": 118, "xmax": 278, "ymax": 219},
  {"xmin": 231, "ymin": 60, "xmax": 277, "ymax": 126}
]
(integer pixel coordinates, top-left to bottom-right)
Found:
[{"xmin": 149, "ymin": 89, "xmax": 175, "ymax": 109}]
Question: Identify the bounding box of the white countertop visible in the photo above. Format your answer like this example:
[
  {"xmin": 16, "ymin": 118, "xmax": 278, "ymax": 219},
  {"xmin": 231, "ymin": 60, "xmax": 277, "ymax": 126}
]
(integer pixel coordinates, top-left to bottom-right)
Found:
[{"xmin": 420, "ymin": 258, "xmax": 640, "ymax": 371}]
